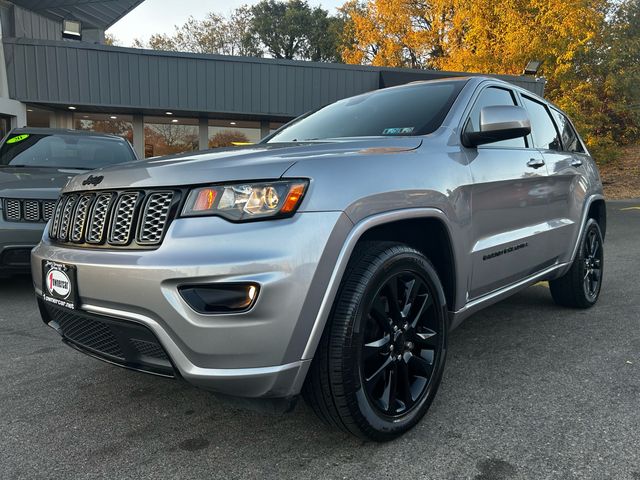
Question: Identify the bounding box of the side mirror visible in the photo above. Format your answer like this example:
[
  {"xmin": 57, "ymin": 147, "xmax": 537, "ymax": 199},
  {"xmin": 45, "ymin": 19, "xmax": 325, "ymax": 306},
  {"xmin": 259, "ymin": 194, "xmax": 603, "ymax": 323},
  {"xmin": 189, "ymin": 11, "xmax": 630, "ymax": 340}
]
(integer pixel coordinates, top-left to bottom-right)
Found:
[{"xmin": 462, "ymin": 105, "xmax": 531, "ymax": 147}]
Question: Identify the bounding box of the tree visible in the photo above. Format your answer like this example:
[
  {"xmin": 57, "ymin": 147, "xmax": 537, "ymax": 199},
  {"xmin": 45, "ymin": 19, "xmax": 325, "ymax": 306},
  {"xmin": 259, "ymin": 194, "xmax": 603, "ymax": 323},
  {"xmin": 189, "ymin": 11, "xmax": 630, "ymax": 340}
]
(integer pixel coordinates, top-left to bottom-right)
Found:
[
  {"xmin": 249, "ymin": 0, "xmax": 342, "ymax": 61},
  {"xmin": 209, "ymin": 130, "xmax": 251, "ymax": 148},
  {"xmin": 133, "ymin": 2, "xmax": 342, "ymax": 62},
  {"xmin": 75, "ymin": 118, "xmax": 133, "ymax": 144},
  {"xmin": 104, "ymin": 33, "xmax": 119, "ymax": 46},
  {"xmin": 133, "ymin": 8, "xmax": 260, "ymax": 56},
  {"xmin": 340, "ymin": 0, "xmax": 640, "ymax": 160},
  {"xmin": 340, "ymin": 0, "xmax": 455, "ymax": 68}
]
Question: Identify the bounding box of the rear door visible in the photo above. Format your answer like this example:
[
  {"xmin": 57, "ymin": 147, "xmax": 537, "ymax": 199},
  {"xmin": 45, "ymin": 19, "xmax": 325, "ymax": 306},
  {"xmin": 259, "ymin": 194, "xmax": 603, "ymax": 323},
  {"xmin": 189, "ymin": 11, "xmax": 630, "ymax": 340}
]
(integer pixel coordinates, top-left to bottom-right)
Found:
[
  {"xmin": 520, "ymin": 95, "xmax": 584, "ymax": 263},
  {"xmin": 465, "ymin": 85, "xmax": 553, "ymax": 300}
]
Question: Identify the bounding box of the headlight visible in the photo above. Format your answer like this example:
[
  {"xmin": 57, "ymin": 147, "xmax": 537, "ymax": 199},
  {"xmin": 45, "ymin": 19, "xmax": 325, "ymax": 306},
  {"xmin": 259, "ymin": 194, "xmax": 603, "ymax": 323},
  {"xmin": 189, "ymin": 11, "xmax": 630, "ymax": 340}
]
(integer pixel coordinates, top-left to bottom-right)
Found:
[{"xmin": 181, "ymin": 180, "xmax": 308, "ymax": 221}]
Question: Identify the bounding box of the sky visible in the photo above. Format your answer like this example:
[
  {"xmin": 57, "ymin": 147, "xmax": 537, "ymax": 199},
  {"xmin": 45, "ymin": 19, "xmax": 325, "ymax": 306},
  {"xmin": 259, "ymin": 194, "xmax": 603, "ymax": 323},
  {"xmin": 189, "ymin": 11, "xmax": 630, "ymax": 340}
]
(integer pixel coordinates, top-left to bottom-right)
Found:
[{"xmin": 107, "ymin": 0, "xmax": 344, "ymax": 47}]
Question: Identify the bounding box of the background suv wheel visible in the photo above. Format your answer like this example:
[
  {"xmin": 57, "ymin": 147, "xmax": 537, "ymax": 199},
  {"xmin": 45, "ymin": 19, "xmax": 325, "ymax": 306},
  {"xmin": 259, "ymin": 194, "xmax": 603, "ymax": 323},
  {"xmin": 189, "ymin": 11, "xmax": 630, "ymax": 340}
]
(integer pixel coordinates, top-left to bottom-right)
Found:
[{"xmin": 303, "ymin": 241, "xmax": 448, "ymax": 441}]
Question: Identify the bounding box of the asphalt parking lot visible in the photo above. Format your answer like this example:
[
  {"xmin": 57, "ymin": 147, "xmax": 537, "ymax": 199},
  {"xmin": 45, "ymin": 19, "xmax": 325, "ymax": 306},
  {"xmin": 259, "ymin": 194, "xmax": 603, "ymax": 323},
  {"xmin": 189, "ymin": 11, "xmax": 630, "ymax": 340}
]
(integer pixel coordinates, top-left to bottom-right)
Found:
[{"xmin": 1, "ymin": 199, "xmax": 639, "ymax": 480}]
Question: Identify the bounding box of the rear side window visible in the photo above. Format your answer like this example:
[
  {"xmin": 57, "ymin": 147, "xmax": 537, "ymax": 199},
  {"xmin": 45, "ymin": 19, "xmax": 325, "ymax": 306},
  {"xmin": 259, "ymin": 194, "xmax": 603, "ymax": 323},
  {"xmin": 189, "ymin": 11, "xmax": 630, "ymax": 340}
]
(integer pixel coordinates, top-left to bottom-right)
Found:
[
  {"xmin": 550, "ymin": 109, "xmax": 585, "ymax": 153},
  {"xmin": 465, "ymin": 87, "xmax": 525, "ymax": 148},
  {"xmin": 521, "ymin": 96, "xmax": 562, "ymax": 151}
]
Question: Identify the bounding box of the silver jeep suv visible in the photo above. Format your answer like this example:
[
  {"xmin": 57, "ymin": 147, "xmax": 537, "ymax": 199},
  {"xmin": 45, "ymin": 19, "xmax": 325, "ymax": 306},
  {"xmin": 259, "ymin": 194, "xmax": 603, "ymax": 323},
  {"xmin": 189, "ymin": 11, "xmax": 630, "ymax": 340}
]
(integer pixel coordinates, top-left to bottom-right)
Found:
[{"xmin": 33, "ymin": 77, "xmax": 606, "ymax": 441}]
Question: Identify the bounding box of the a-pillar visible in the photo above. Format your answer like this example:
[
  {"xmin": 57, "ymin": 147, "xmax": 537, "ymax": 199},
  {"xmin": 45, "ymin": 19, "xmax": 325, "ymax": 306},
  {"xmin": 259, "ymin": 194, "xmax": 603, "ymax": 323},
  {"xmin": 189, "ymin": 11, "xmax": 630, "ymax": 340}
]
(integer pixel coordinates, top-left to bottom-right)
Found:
[{"xmin": 132, "ymin": 114, "xmax": 144, "ymax": 159}]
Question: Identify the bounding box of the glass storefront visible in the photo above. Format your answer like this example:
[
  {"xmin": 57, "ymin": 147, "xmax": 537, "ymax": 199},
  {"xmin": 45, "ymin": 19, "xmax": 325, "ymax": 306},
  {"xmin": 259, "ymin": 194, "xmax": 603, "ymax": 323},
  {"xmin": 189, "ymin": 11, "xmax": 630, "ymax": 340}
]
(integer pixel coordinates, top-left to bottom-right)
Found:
[
  {"xmin": 27, "ymin": 107, "xmax": 52, "ymax": 128},
  {"xmin": 24, "ymin": 109, "xmax": 293, "ymax": 158},
  {"xmin": 144, "ymin": 116, "xmax": 198, "ymax": 158},
  {"xmin": 74, "ymin": 113, "xmax": 133, "ymax": 144},
  {"xmin": 269, "ymin": 122, "xmax": 287, "ymax": 134},
  {"xmin": 208, "ymin": 119, "xmax": 261, "ymax": 148}
]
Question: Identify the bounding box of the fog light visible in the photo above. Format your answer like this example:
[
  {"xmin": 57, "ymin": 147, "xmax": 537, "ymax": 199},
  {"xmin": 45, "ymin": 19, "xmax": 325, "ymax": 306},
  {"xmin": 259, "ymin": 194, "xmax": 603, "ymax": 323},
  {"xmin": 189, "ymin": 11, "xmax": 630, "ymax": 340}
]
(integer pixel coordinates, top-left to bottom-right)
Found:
[{"xmin": 179, "ymin": 283, "xmax": 259, "ymax": 314}]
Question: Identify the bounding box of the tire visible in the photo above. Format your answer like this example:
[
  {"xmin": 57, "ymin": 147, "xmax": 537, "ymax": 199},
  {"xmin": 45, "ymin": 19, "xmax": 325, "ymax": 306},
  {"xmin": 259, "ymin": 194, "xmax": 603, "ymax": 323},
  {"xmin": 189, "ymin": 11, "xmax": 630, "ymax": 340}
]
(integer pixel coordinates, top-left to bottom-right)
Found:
[
  {"xmin": 549, "ymin": 218, "xmax": 604, "ymax": 308},
  {"xmin": 303, "ymin": 241, "xmax": 448, "ymax": 441}
]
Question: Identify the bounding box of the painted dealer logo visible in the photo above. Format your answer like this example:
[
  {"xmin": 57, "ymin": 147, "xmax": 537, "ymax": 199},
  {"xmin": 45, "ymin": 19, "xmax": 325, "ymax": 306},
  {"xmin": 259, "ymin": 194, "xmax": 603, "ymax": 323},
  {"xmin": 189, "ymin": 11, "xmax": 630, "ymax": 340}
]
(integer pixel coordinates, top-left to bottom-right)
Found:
[{"xmin": 47, "ymin": 269, "xmax": 71, "ymax": 298}]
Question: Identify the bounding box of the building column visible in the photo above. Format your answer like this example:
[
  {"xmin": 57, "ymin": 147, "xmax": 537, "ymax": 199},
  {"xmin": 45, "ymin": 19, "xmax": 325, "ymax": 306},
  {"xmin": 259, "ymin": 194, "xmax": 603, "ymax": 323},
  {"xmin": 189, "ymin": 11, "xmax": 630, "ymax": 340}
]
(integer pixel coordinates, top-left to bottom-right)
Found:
[
  {"xmin": 199, "ymin": 117, "xmax": 209, "ymax": 150},
  {"xmin": 260, "ymin": 120, "xmax": 270, "ymax": 139},
  {"xmin": 51, "ymin": 111, "xmax": 73, "ymax": 129},
  {"xmin": 132, "ymin": 114, "xmax": 144, "ymax": 159}
]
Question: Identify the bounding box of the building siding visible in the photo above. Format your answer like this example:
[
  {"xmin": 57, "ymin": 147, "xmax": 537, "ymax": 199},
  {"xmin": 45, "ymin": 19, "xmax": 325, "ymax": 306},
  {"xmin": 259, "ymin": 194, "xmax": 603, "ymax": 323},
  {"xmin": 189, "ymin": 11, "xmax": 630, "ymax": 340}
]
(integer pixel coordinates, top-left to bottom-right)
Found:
[
  {"xmin": 4, "ymin": 38, "xmax": 545, "ymax": 118},
  {"xmin": 12, "ymin": 5, "xmax": 62, "ymax": 41}
]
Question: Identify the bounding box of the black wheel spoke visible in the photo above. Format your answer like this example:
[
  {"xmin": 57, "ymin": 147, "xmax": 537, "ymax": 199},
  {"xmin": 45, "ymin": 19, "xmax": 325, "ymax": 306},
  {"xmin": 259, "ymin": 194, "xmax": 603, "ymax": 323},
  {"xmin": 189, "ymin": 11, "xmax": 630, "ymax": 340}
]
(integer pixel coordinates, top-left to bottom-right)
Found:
[
  {"xmin": 413, "ymin": 328, "xmax": 438, "ymax": 348},
  {"xmin": 365, "ymin": 356, "xmax": 392, "ymax": 385},
  {"xmin": 410, "ymin": 293, "xmax": 432, "ymax": 329},
  {"xmin": 398, "ymin": 359, "xmax": 412, "ymax": 403},
  {"xmin": 363, "ymin": 335, "xmax": 390, "ymax": 360},
  {"xmin": 371, "ymin": 297, "xmax": 393, "ymax": 333},
  {"xmin": 383, "ymin": 280, "xmax": 402, "ymax": 322},
  {"xmin": 400, "ymin": 277, "xmax": 422, "ymax": 318},
  {"xmin": 409, "ymin": 353, "xmax": 434, "ymax": 379},
  {"xmin": 583, "ymin": 274, "xmax": 591, "ymax": 294},
  {"xmin": 381, "ymin": 363, "xmax": 398, "ymax": 412}
]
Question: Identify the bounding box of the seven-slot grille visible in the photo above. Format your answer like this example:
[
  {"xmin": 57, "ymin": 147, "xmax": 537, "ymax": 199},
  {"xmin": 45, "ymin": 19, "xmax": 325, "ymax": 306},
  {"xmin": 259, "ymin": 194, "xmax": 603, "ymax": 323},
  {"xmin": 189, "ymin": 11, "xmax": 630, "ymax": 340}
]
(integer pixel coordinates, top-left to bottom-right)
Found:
[
  {"xmin": 2, "ymin": 198, "xmax": 57, "ymax": 223},
  {"xmin": 49, "ymin": 190, "xmax": 178, "ymax": 248}
]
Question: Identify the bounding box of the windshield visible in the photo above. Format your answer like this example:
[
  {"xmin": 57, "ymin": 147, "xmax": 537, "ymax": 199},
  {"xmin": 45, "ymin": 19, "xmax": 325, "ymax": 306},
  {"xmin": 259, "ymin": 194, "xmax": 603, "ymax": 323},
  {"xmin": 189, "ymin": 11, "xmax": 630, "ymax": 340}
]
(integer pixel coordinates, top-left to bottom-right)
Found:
[
  {"xmin": 266, "ymin": 80, "xmax": 465, "ymax": 143},
  {"xmin": 0, "ymin": 133, "xmax": 136, "ymax": 169}
]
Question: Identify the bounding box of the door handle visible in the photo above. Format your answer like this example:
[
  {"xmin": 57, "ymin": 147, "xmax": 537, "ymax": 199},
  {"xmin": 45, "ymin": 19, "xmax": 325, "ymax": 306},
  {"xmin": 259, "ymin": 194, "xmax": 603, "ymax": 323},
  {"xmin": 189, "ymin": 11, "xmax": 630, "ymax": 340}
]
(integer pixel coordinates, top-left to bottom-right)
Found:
[
  {"xmin": 527, "ymin": 158, "xmax": 545, "ymax": 169},
  {"xmin": 571, "ymin": 158, "xmax": 583, "ymax": 167}
]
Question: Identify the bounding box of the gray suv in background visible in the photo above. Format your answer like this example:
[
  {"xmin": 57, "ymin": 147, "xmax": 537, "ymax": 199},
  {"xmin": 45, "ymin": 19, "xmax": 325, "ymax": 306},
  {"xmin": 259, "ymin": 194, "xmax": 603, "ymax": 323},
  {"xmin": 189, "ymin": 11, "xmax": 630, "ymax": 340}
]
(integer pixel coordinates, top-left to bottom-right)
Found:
[
  {"xmin": 32, "ymin": 77, "xmax": 605, "ymax": 441},
  {"xmin": 0, "ymin": 128, "xmax": 137, "ymax": 276}
]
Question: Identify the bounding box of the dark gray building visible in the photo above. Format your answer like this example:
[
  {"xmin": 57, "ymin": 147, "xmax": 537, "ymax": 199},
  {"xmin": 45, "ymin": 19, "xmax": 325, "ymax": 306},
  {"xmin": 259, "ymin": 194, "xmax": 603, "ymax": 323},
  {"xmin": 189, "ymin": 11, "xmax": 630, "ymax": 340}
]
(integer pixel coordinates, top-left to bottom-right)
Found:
[{"xmin": 0, "ymin": 0, "xmax": 545, "ymax": 158}]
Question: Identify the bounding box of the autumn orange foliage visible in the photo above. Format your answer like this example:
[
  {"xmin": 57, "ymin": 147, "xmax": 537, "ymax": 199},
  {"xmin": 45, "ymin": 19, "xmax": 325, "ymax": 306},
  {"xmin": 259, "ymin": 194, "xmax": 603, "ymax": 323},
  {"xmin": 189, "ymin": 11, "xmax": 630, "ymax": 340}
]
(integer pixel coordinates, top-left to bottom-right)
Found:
[{"xmin": 340, "ymin": 0, "xmax": 623, "ymax": 158}]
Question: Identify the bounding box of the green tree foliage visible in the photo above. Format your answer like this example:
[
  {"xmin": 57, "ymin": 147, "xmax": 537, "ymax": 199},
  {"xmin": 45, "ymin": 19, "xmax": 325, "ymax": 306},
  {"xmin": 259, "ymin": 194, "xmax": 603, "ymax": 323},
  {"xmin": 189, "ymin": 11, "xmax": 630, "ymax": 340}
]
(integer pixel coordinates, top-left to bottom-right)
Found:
[
  {"xmin": 133, "ymin": 8, "xmax": 260, "ymax": 56},
  {"xmin": 249, "ymin": 0, "xmax": 343, "ymax": 61},
  {"xmin": 134, "ymin": 1, "xmax": 342, "ymax": 62}
]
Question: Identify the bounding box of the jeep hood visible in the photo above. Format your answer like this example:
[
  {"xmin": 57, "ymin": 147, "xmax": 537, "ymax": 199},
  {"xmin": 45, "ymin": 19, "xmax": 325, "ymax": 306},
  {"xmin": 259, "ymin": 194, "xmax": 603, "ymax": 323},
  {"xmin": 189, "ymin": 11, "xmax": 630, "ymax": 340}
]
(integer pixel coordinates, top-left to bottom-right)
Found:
[
  {"xmin": 0, "ymin": 166, "xmax": 86, "ymax": 199},
  {"xmin": 63, "ymin": 138, "xmax": 423, "ymax": 192}
]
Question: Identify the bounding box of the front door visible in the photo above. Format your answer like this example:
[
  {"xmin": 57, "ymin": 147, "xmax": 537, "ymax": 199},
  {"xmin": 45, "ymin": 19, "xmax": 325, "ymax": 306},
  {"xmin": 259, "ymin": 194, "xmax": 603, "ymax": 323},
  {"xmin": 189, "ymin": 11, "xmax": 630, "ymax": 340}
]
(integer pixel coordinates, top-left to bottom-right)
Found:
[{"xmin": 465, "ymin": 86, "xmax": 554, "ymax": 300}]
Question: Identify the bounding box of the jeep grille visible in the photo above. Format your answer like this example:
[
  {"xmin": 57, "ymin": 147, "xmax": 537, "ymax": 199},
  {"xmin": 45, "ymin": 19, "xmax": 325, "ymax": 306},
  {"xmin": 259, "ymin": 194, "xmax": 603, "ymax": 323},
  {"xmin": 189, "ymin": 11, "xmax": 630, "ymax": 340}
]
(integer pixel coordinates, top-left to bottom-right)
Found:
[
  {"xmin": 49, "ymin": 190, "xmax": 180, "ymax": 248},
  {"xmin": 1, "ymin": 198, "xmax": 57, "ymax": 223}
]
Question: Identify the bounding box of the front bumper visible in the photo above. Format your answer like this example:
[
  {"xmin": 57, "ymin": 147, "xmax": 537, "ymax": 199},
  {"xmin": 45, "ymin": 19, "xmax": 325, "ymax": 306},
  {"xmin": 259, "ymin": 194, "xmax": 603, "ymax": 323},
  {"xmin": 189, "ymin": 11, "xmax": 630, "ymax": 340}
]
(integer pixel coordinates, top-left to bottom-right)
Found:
[
  {"xmin": 32, "ymin": 211, "xmax": 352, "ymax": 398},
  {"xmin": 0, "ymin": 219, "xmax": 47, "ymax": 274}
]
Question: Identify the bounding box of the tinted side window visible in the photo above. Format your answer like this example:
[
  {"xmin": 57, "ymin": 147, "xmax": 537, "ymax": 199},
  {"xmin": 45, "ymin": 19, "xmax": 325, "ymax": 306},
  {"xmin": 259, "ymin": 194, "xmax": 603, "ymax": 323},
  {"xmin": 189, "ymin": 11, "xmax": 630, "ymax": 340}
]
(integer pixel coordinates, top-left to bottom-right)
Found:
[
  {"xmin": 465, "ymin": 87, "xmax": 525, "ymax": 148},
  {"xmin": 522, "ymin": 96, "xmax": 562, "ymax": 151},
  {"xmin": 550, "ymin": 109, "xmax": 585, "ymax": 153}
]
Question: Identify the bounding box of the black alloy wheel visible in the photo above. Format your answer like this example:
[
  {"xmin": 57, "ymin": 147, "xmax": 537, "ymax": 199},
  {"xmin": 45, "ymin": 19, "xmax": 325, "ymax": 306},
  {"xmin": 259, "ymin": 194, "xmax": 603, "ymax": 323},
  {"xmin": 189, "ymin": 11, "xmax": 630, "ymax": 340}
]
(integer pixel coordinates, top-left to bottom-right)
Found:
[
  {"xmin": 361, "ymin": 271, "xmax": 441, "ymax": 417},
  {"xmin": 550, "ymin": 218, "xmax": 604, "ymax": 308},
  {"xmin": 582, "ymin": 226, "xmax": 603, "ymax": 302},
  {"xmin": 304, "ymin": 241, "xmax": 448, "ymax": 441}
]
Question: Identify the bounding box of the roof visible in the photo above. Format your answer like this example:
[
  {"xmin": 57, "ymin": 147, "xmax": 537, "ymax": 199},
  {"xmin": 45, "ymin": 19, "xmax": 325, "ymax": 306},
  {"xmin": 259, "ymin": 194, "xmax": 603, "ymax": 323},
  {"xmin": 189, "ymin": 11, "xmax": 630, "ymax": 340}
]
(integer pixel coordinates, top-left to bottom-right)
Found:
[{"xmin": 10, "ymin": 0, "xmax": 145, "ymax": 29}]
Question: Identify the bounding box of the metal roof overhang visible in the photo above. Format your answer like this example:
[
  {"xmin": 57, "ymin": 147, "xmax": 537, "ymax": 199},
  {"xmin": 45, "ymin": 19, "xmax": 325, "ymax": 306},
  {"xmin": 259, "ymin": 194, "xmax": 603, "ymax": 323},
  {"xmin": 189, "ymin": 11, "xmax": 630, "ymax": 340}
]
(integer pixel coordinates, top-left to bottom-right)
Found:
[
  {"xmin": 10, "ymin": 0, "xmax": 145, "ymax": 29},
  {"xmin": 4, "ymin": 38, "xmax": 546, "ymax": 118}
]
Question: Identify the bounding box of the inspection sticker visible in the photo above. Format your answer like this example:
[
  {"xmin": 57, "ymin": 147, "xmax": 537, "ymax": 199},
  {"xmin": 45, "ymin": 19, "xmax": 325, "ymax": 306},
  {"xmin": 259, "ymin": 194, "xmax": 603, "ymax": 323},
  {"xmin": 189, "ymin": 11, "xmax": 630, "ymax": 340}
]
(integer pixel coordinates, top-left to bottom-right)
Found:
[{"xmin": 382, "ymin": 127, "xmax": 415, "ymax": 135}]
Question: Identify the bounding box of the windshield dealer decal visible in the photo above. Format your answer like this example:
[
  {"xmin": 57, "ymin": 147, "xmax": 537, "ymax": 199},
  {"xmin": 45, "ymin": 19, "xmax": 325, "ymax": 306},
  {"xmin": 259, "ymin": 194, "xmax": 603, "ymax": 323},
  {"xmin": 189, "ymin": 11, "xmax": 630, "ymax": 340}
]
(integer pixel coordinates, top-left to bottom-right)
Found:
[{"xmin": 6, "ymin": 134, "xmax": 30, "ymax": 144}]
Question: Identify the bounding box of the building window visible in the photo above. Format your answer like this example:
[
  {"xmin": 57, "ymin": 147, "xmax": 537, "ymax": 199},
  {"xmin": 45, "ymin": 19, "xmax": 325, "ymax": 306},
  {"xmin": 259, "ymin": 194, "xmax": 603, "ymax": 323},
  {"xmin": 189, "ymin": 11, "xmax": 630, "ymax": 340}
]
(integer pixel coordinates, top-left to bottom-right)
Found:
[
  {"xmin": 74, "ymin": 113, "xmax": 133, "ymax": 144},
  {"xmin": 144, "ymin": 116, "xmax": 198, "ymax": 158},
  {"xmin": 27, "ymin": 107, "xmax": 53, "ymax": 128},
  {"xmin": 208, "ymin": 120, "xmax": 261, "ymax": 148},
  {"xmin": 269, "ymin": 122, "xmax": 287, "ymax": 134}
]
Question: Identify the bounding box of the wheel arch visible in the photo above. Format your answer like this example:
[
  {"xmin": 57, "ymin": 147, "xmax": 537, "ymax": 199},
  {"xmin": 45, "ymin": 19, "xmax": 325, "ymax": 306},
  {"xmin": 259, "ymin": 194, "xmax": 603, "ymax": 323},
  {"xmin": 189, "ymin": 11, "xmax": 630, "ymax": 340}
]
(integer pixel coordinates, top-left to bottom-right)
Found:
[
  {"xmin": 301, "ymin": 208, "xmax": 458, "ymax": 361},
  {"xmin": 587, "ymin": 198, "xmax": 607, "ymax": 240}
]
